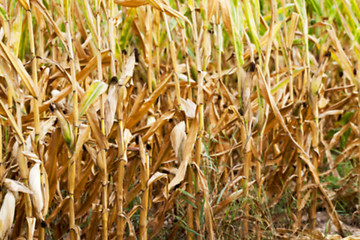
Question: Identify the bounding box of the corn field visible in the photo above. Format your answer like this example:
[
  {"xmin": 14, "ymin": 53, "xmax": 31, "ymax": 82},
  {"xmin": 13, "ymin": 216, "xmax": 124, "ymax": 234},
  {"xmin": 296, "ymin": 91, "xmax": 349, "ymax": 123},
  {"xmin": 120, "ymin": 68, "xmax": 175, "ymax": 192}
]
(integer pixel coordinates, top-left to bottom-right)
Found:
[{"xmin": 0, "ymin": 0, "xmax": 360, "ymax": 239}]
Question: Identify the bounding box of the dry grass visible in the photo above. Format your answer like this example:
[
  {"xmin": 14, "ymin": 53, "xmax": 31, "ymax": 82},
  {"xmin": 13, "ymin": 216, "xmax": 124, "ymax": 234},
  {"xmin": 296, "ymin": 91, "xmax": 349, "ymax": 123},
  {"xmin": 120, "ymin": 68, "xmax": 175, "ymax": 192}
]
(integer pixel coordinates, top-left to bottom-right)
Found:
[{"xmin": 0, "ymin": 0, "xmax": 360, "ymax": 239}]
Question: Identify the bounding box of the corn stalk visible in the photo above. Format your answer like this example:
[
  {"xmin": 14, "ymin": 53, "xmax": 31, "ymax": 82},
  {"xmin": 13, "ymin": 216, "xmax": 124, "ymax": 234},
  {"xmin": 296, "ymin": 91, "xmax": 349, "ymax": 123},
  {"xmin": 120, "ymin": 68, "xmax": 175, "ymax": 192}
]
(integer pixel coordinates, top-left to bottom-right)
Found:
[
  {"xmin": 64, "ymin": 0, "xmax": 78, "ymax": 238},
  {"xmin": 294, "ymin": 0, "xmax": 318, "ymax": 230},
  {"xmin": 16, "ymin": 93, "xmax": 33, "ymax": 240},
  {"xmin": 116, "ymin": 85, "xmax": 127, "ymax": 239},
  {"xmin": 146, "ymin": 5, "xmax": 153, "ymax": 93},
  {"xmin": 188, "ymin": 0, "xmax": 203, "ymax": 237},
  {"xmin": 95, "ymin": 0, "xmax": 108, "ymax": 238},
  {"xmin": 161, "ymin": 7, "xmax": 181, "ymax": 108},
  {"xmin": 139, "ymin": 138, "xmax": 150, "ymax": 240}
]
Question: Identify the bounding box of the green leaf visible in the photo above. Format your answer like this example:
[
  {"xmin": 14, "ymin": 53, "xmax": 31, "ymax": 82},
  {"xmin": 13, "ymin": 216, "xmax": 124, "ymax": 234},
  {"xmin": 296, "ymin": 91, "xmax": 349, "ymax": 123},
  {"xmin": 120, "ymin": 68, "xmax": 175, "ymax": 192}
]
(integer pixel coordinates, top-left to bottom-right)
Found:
[
  {"xmin": 306, "ymin": 0, "xmax": 322, "ymax": 16},
  {"xmin": 216, "ymin": 183, "xmax": 228, "ymax": 204},
  {"xmin": 350, "ymin": 0, "xmax": 360, "ymax": 22},
  {"xmin": 327, "ymin": 128, "xmax": 340, "ymax": 139},
  {"xmin": 63, "ymin": 120, "xmax": 74, "ymax": 149},
  {"xmin": 79, "ymin": 80, "xmax": 108, "ymax": 117},
  {"xmin": 243, "ymin": 0, "xmax": 261, "ymax": 62},
  {"xmin": 179, "ymin": 188, "xmax": 195, "ymax": 200},
  {"xmin": 340, "ymin": 128, "xmax": 351, "ymax": 150},
  {"xmin": 175, "ymin": 216, "xmax": 203, "ymax": 237},
  {"xmin": 51, "ymin": 104, "xmax": 75, "ymax": 152},
  {"xmin": 0, "ymin": 5, "xmax": 8, "ymax": 21},
  {"xmin": 119, "ymin": 8, "xmax": 136, "ymax": 50},
  {"xmin": 16, "ymin": 7, "xmax": 26, "ymax": 58},
  {"xmin": 335, "ymin": 111, "xmax": 355, "ymax": 127},
  {"xmin": 78, "ymin": 0, "xmax": 98, "ymax": 50},
  {"xmin": 294, "ymin": 0, "xmax": 307, "ymax": 23},
  {"xmin": 230, "ymin": 1, "xmax": 244, "ymax": 66}
]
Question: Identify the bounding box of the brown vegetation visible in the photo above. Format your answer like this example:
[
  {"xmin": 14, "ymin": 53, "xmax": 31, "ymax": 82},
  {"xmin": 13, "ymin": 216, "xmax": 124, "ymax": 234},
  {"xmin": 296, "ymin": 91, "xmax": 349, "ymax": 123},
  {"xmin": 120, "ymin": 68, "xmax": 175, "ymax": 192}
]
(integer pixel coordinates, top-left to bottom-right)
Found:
[{"xmin": 0, "ymin": 0, "xmax": 359, "ymax": 239}]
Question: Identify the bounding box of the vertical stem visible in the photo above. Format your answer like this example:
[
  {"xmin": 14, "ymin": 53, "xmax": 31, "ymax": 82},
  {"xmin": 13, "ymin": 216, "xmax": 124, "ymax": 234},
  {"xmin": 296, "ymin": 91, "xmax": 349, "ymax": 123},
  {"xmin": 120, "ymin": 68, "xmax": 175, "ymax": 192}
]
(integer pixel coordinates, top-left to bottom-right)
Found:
[
  {"xmin": 194, "ymin": 76, "xmax": 204, "ymax": 240},
  {"xmin": 109, "ymin": 0, "xmax": 116, "ymax": 77},
  {"xmin": 26, "ymin": 5, "xmax": 40, "ymax": 240},
  {"xmin": 108, "ymin": 0, "xmax": 116, "ymax": 236},
  {"xmin": 296, "ymin": 111, "xmax": 304, "ymax": 229},
  {"xmin": 243, "ymin": 139, "xmax": 251, "ymax": 239},
  {"xmin": 202, "ymin": 0, "xmax": 209, "ymax": 70},
  {"xmin": 199, "ymin": 1, "xmax": 214, "ymax": 237},
  {"xmin": 64, "ymin": 0, "xmax": 78, "ymax": 238},
  {"xmin": 358, "ymin": 102, "xmax": 360, "ymax": 213},
  {"xmin": 16, "ymin": 94, "xmax": 33, "ymax": 240},
  {"xmin": 117, "ymin": 86, "xmax": 126, "ymax": 240},
  {"xmin": 310, "ymin": 101, "xmax": 319, "ymax": 229},
  {"xmin": 186, "ymin": 169, "xmax": 194, "ymax": 240},
  {"xmin": 189, "ymin": 2, "xmax": 204, "ymax": 237},
  {"xmin": 27, "ymin": 6, "xmax": 40, "ymax": 146},
  {"xmin": 279, "ymin": 0, "xmax": 294, "ymax": 102},
  {"xmin": 35, "ymin": 8, "xmax": 47, "ymax": 240},
  {"xmin": 4, "ymin": 2, "xmax": 12, "ymax": 109},
  {"xmin": 216, "ymin": 8, "xmax": 222, "ymax": 96},
  {"xmin": 139, "ymin": 139, "xmax": 150, "ymax": 240},
  {"xmin": 0, "ymin": 123, "xmax": 3, "ymax": 179},
  {"xmin": 146, "ymin": 6, "xmax": 153, "ymax": 93},
  {"xmin": 175, "ymin": 2, "xmax": 195, "ymax": 235},
  {"xmin": 117, "ymin": 139, "xmax": 126, "ymax": 240},
  {"xmin": 154, "ymin": 10, "xmax": 161, "ymax": 83},
  {"xmin": 297, "ymin": 0, "xmax": 316, "ymax": 230},
  {"xmin": 301, "ymin": 0, "xmax": 310, "ymax": 100},
  {"xmin": 174, "ymin": 1, "xmax": 191, "ymax": 99},
  {"xmin": 95, "ymin": 1, "xmax": 108, "ymax": 238},
  {"xmin": 161, "ymin": 11, "xmax": 181, "ymax": 108}
]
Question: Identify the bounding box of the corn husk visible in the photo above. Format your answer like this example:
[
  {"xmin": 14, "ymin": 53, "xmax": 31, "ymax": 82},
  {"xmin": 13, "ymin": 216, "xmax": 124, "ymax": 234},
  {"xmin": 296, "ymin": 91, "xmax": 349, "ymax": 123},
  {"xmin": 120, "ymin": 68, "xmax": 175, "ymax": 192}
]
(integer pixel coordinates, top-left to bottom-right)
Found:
[
  {"xmin": 29, "ymin": 163, "xmax": 44, "ymax": 220},
  {"xmin": 170, "ymin": 121, "xmax": 186, "ymax": 160},
  {"xmin": 0, "ymin": 191, "xmax": 16, "ymax": 239}
]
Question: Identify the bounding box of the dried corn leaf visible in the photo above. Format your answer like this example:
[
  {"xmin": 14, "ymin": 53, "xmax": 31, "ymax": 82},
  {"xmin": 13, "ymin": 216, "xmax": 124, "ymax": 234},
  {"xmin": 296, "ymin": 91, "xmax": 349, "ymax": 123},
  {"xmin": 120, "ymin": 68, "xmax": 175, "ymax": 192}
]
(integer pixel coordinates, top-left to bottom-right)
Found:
[
  {"xmin": 86, "ymin": 105, "xmax": 109, "ymax": 150},
  {"xmin": 168, "ymin": 115, "xmax": 198, "ymax": 191},
  {"xmin": 18, "ymin": 0, "xmax": 30, "ymax": 10},
  {"xmin": 147, "ymin": 172, "xmax": 167, "ymax": 188},
  {"xmin": 180, "ymin": 98, "xmax": 196, "ymax": 119},
  {"xmin": 142, "ymin": 111, "xmax": 174, "ymax": 142},
  {"xmin": 126, "ymin": 73, "xmax": 172, "ymax": 128},
  {"xmin": 114, "ymin": 0, "xmax": 190, "ymax": 26},
  {"xmin": 213, "ymin": 181, "xmax": 255, "ymax": 215},
  {"xmin": 31, "ymin": 0, "xmax": 68, "ymax": 52},
  {"xmin": 219, "ymin": 0, "xmax": 232, "ymax": 35},
  {"xmin": 0, "ymin": 100, "xmax": 25, "ymax": 144},
  {"xmin": 257, "ymin": 65, "xmax": 308, "ymax": 158},
  {"xmin": 0, "ymin": 41, "xmax": 37, "ymax": 97},
  {"xmin": 4, "ymin": 179, "xmax": 32, "ymax": 194}
]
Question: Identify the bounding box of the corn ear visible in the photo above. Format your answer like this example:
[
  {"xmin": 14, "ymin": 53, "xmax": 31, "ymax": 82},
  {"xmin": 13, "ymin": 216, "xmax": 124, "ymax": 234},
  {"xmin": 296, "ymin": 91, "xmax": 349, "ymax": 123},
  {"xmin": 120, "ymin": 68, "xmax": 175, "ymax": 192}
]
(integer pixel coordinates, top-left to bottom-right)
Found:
[
  {"xmin": 0, "ymin": 179, "xmax": 32, "ymax": 239},
  {"xmin": 119, "ymin": 52, "xmax": 136, "ymax": 85},
  {"xmin": 170, "ymin": 121, "xmax": 186, "ymax": 160},
  {"xmin": 29, "ymin": 163, "xmax": 44, "ymax": 220},
  {"xmin": 105, "ymin": 78, "xmax": 119, "ymax": 136},
  {"xmin": 50, "ymin": 103, "xmax": 75, "ymax": 152},
  {"xmin": 0, "ymin": 191, "xmax": 16, "ymax": 239}
]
